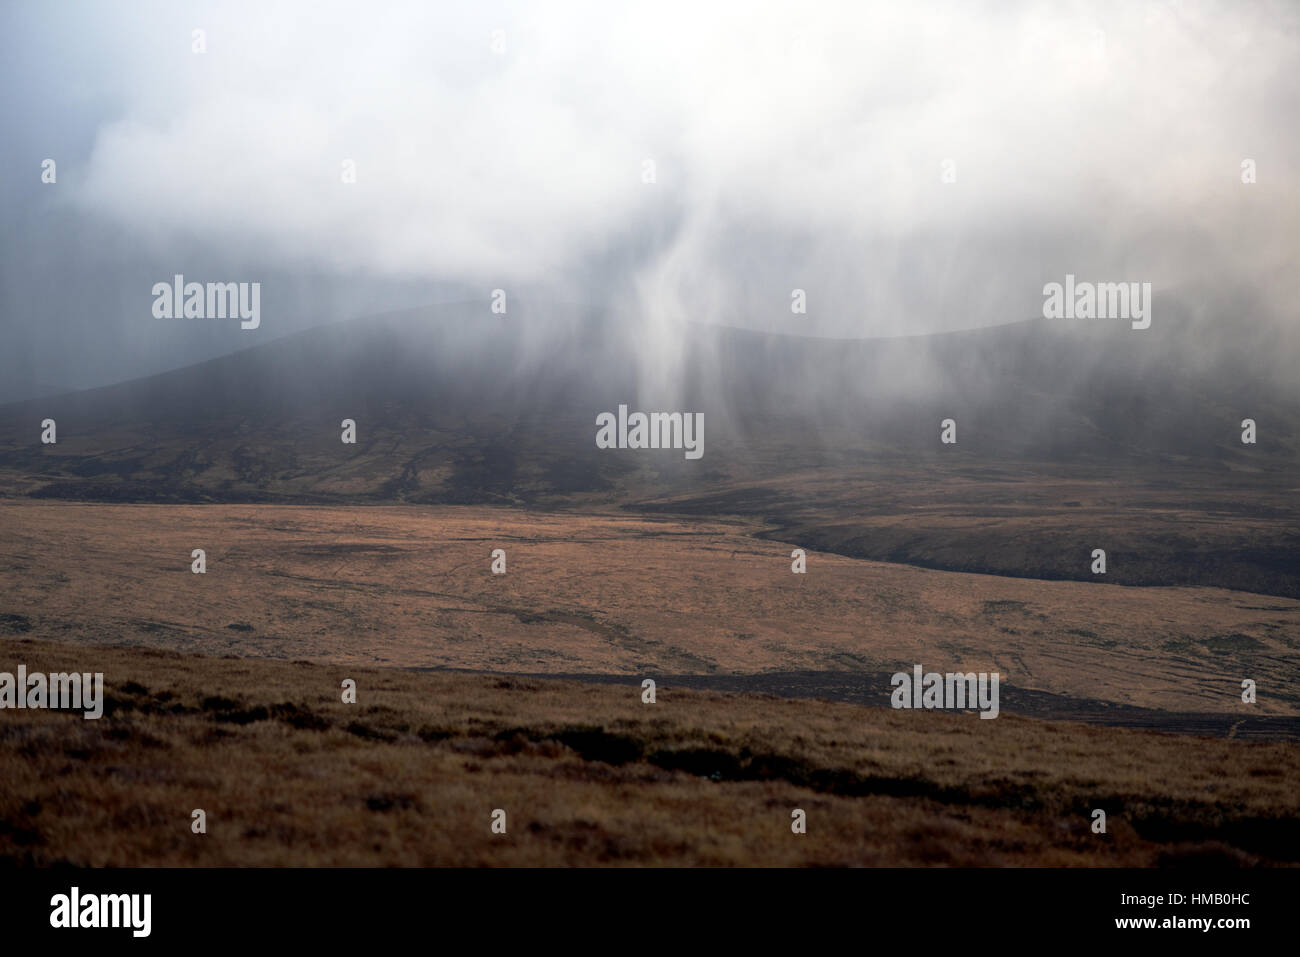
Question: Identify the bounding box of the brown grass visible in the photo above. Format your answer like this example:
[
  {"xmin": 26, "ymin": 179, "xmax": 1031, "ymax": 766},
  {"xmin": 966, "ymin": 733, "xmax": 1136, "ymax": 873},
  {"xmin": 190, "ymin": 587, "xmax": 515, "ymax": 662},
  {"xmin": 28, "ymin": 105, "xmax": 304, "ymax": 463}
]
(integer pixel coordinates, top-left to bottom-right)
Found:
[
  {"xmin": 1, "ymin": 501, "xmax": 1295, "ymax": 715},
  {"xmin": 2, "ymin": 638, "xmax": 1297, "ymax": 867}
]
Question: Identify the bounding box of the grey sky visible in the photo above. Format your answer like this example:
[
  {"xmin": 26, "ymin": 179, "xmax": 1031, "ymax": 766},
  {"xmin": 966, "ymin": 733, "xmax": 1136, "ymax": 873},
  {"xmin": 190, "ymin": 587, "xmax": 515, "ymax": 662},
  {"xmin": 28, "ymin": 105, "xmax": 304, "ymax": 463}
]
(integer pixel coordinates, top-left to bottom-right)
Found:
[{"xmin": 2, "ymin": 0, "xmax": 1297, "ymax": 399}]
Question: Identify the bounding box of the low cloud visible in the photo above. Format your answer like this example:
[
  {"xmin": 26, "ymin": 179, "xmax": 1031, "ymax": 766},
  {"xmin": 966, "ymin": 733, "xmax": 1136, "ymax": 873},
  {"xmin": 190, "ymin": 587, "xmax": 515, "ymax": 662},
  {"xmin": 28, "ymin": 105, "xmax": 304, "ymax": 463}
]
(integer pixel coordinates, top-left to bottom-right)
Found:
[{"xmin": 3, "ymin": 0, "xmax": 1297, "ymax": 392}]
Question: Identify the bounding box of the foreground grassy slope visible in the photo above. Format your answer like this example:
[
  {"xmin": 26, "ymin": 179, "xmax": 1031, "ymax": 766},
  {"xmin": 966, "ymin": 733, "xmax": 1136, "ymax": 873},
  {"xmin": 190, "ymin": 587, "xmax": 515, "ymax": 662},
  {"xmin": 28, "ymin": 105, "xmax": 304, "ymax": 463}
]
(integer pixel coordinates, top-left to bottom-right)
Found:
[{"xmin": 2, "ymin": 639, "xmax": 1297, "ymax": 866}]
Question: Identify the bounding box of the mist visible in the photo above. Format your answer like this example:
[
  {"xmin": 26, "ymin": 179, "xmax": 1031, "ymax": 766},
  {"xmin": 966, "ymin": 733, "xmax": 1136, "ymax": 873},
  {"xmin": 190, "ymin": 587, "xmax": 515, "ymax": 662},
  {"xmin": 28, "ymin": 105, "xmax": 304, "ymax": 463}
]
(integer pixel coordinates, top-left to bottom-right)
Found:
[{"xmin": 2, "ymin": 0, "xmax": 1297, "ymax": 403}]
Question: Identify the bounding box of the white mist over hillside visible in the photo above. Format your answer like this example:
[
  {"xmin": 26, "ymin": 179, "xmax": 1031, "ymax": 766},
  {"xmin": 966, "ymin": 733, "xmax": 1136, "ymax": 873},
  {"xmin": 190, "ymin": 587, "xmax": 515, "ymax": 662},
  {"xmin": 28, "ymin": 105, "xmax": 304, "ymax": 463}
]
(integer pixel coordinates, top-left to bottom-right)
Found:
[{"xmin": 1, "ymin": 0, "xmax": 1297, "ymax": 394}]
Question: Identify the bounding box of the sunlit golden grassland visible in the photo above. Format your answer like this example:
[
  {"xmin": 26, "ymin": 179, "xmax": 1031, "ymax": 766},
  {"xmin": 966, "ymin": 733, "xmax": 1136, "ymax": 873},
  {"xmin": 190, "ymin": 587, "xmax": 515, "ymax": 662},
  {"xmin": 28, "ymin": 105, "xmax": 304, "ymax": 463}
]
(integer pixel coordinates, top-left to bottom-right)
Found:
[
  {"xmin": 2, "ymin": 639, "xmax": 1297, "ymax": 867},
  {"xmin": 2, "ymin": 502, "xmax": 1296, "ymax": 715}
]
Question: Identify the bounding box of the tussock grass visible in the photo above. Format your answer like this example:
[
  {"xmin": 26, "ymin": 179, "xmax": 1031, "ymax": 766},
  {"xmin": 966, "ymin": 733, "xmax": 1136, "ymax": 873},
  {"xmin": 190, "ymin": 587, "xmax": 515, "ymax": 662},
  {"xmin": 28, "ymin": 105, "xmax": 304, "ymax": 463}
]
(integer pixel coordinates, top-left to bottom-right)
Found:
[{"xmin": 2, "ymin": 639, "xmax": 1297, "ymax": 867}]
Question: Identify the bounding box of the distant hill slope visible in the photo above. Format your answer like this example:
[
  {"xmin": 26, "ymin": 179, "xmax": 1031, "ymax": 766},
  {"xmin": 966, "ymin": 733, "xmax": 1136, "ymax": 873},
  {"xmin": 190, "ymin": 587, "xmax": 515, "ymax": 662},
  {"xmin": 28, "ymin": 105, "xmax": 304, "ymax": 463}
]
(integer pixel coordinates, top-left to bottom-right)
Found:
[
  {"xmin": 0, "ymin": 303, "xmax": 1295, "ymax": 506},
  {"xmin": 2, "ymin": 303, "xmax": 1297, "ymax": 595}
]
